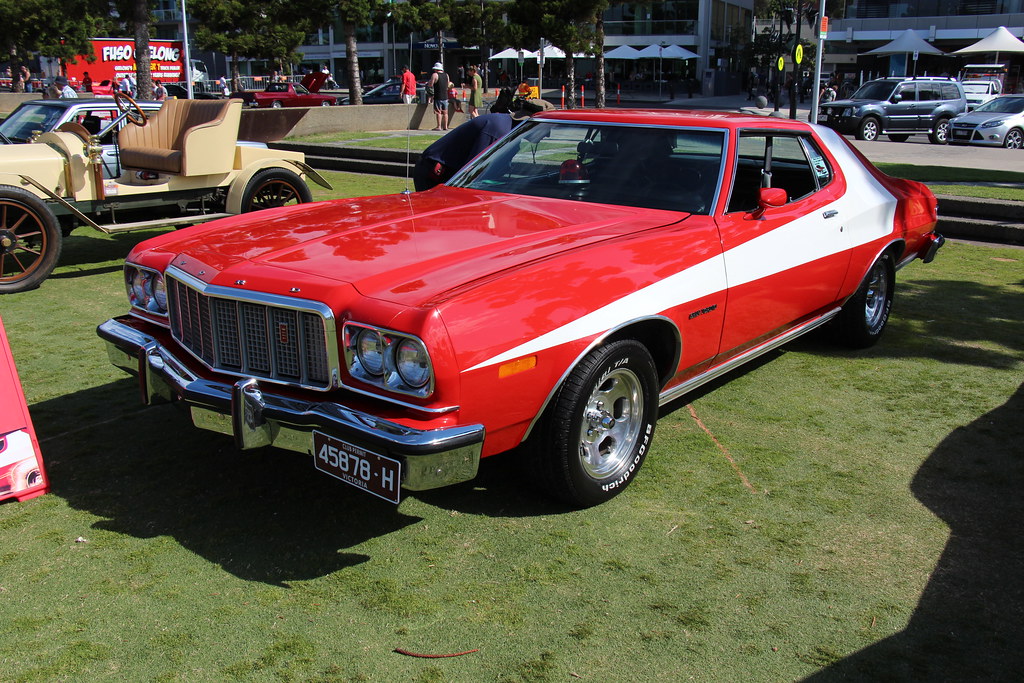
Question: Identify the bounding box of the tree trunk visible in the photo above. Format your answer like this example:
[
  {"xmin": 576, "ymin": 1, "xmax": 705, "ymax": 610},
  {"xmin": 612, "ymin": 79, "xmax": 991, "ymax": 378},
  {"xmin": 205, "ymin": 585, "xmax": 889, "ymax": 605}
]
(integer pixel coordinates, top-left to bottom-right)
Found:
[
  {"xmin": 345, "ymin": 21, "xmax": 362, "ymax": 105},
  {"xmin": 566, "ymin": 54, "xmax": 577, "ymax": 109},
  {"xmin": 231, "ymin": 51, "xmax": 242, "ymax": 92},
  {"xmin": 133, "ymin": 0, "xmax": 152, "ymax": 100},
  {"xmin": 595, "ymin": 17, "xmax": 606, "ymax": 108}
]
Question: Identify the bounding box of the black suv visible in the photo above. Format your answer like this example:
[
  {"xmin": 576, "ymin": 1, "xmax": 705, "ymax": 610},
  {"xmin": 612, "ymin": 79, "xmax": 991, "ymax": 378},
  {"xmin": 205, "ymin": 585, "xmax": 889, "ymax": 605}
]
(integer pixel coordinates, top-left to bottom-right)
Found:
[{"xmin": 818, "ymin": 77, "xmax": 967, "ymax": 144}]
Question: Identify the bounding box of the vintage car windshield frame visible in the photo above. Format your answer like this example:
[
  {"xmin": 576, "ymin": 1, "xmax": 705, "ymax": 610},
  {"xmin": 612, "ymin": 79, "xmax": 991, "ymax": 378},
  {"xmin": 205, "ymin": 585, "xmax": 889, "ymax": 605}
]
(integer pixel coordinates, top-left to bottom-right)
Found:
[{"xmin": 448, "ymin": 119, "xmax": 729, "ymax": 215}]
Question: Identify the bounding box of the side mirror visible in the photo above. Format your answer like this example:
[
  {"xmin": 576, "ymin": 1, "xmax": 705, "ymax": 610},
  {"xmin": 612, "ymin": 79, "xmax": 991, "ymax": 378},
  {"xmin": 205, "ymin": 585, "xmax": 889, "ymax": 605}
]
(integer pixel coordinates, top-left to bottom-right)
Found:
[
  {"xmin": 890, "ymin": 93, "xmax": 902, "ymax": 103},
  {"xmin": 748, "ymin": 187, "xmax": 788, "ymax": 220}
]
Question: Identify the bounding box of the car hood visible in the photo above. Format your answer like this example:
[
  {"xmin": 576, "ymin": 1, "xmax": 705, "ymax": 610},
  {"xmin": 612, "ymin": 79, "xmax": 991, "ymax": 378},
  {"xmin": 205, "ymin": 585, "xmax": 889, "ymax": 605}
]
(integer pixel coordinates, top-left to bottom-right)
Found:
[
  {"xmin": 300, "ymin": 72, "xmax": 329, "ymax": 93},
  {"xmin": 141, "ymin": 187, "xmax": 682, "ymax": 308},
  {"xmin": 953, "ymin": 110, "xmax": 1020, "ymax": 124}
]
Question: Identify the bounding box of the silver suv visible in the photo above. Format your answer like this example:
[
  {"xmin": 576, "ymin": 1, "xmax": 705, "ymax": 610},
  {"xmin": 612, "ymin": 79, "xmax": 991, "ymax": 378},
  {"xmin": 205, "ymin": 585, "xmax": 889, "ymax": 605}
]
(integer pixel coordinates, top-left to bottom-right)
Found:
[{"xmin": 818, "ymin": 77, "xmax": 967, "ymax": 144}]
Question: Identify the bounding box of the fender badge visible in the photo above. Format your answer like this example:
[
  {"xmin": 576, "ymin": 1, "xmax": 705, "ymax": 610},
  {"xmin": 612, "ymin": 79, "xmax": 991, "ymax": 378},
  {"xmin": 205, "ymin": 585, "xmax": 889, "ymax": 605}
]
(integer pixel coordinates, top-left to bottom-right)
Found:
[{"xmin": 688, "ymin": 304, "xmax": 718, "ymax": 320}]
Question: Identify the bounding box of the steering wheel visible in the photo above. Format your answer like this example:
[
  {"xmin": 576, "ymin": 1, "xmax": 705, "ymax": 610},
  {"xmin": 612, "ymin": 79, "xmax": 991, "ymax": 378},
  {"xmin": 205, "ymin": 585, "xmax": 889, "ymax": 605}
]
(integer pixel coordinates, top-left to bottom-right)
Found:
[{"xmin": 113, "ymin": 91, "xmax": 148, "ymax": 127}]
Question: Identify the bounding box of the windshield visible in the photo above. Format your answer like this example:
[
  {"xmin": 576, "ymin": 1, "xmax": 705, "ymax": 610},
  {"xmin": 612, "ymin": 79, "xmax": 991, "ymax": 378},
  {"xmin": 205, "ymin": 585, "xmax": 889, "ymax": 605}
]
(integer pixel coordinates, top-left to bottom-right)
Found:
[
  {"xmin": 0, "ymin": 103, "xmax": 66, "ymax": 142},
  {"xmin": 851, "ymin": 81, "xmax": 898, "ymax": 101},
  {"xmin": 449, "ymin": 121, "xmax": 725, "ymax": 214},
  {"xmin": 962, "ymin": 83, "xmax": 993, "ymax": 94},
  {"xmin": 972, "ymin": 96, "xmax": 1024, "ymax": 114}
]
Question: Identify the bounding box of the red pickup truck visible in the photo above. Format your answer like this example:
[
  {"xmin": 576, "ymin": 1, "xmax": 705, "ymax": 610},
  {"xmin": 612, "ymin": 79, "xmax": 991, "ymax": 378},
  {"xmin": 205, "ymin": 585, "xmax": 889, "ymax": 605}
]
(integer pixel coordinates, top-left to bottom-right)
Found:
[{"xmin": 234, "ymin": 73, "xmax": 336, "ymax": 108}]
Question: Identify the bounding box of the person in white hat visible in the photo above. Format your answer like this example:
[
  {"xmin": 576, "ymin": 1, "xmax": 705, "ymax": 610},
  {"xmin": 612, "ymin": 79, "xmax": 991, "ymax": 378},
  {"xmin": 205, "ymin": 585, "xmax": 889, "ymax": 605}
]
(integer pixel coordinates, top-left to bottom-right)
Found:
[{"xmin": 426, "ymin": 62, "xmax": 450, "ymax": 130}]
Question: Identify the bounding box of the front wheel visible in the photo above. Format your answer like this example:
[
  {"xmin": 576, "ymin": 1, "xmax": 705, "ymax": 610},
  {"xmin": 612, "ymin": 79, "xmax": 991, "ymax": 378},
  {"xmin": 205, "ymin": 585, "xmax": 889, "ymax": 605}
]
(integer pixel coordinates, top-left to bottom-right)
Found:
[
  {"xmin": 929, "ymin": 117, "xmax": 950, "ymax": 144},
  {"xmin": 1003, "ymin": 128, "xmax": 1023, "ymax": 149},
  {"xmin": 532, "ymin": 340, "xmax": 659, "ymax": 507},
  {"xmin": 240, "ymin": 168, "xmax": 313, "ymax": 212},
  {"xmin": 856, "ymin": 117, "xmax": 880, "ymax": 141},
  {"xmin": 0, "ymin": 186, "xmax": 62, "ymax": 294},
  {"xmin": 832, "ymin": 253, "xmax": 895, "ymax": 348},
  {"xmin": 271, "ymin": 100, "xmax": 283, "ymax": 109}
]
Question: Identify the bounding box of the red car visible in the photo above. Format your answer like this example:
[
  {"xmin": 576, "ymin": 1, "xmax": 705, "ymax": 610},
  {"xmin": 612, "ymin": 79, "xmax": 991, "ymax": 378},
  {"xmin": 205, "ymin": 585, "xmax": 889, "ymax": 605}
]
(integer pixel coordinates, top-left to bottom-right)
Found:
[
  {"xmin": 233, "ymin": 73, "xmax": 336, "ymax": 109},
  {"xmin": 0, "ymin": 315, "xmax": 48, "ymax": 503},
  {"xmin": 98, "ymin": 110, "xmax": 943, "ymax": 507}
]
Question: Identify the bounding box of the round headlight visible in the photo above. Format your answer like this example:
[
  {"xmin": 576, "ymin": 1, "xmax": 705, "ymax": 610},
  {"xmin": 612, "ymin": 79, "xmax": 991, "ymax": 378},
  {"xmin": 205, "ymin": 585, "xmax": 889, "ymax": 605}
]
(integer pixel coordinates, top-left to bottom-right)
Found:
[
  {"xmin": 396, "ymin": 338, "xmax": 430, "ymax": 388},
  {"xmin": 128, "ymin": 268, "xmax": 152, "ymax": 309},
  {"xmin": 356, "ymin": 329, "xmax": 385, "ymax": 376},
  {"xmin": 153, "ymin": 276, "xmax": 167, "ymax": 311}
]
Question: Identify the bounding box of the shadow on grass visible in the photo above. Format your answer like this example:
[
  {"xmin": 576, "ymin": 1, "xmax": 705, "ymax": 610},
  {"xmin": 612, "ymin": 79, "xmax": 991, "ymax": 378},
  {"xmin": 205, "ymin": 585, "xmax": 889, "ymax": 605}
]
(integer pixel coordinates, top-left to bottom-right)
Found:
[
  {"xmin": 806, "ymin": 383, "xmax": 1024, "ymax": 680},
  {"xmin": 53, "ymin": 226, "xmax": 173, "ymax": 274},
  {"xmin": 35, "ymin": 380, "xmax": 422, "ymax": 587}
]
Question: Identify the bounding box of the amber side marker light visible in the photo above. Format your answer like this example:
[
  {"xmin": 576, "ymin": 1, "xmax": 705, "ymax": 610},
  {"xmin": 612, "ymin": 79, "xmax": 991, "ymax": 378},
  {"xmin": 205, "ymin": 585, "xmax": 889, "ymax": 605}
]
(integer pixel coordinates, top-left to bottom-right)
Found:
[{"xmin": 498, "ymin": 356, "xmax": 537, "ymax": 378}]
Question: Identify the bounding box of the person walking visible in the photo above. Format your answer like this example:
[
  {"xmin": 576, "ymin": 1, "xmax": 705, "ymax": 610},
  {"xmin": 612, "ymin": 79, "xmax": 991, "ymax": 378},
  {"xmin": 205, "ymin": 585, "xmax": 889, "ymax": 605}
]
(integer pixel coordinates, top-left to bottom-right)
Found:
[
  {"xmin": 467, "ymin": 65, "xmax": 483, "ymax": 118},
  {"xmin": 400, "ymin": 65, "xmax": 417, "ymax": 104},
  {"xmin": 426, "ymin": 62, "xmax": 450, "ymax": 131}
]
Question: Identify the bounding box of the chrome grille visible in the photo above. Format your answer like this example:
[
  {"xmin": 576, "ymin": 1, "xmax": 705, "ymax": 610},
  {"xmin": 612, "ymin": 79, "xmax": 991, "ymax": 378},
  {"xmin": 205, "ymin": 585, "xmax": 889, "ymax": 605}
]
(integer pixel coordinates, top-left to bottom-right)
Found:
[{"xmin": 167, "ymin": 274, "xmax": 334, "ymax": 389}]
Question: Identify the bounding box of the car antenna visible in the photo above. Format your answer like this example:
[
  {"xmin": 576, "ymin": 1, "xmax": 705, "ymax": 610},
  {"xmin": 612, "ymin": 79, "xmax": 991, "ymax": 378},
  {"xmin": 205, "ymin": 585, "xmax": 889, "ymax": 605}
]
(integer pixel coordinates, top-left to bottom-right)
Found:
[{"xmin": 402, "ymin": 126, "xmax": 413, "ymax": 195}]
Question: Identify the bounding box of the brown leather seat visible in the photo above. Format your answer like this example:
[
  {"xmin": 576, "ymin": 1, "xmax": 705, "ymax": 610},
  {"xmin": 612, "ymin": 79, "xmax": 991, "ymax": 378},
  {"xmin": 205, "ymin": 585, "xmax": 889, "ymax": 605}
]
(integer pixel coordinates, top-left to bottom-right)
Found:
[{"xmin": 119, "ymin": 99, "xmax": 242, "ymax": 176}]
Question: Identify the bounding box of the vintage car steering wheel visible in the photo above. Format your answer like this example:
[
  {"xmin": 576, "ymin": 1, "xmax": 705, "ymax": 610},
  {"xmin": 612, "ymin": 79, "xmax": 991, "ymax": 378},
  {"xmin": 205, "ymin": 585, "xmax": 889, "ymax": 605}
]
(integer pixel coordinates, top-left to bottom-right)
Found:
[{"xmin": 113, "ymin": 91, "xmax": 148, "ymax": 127}]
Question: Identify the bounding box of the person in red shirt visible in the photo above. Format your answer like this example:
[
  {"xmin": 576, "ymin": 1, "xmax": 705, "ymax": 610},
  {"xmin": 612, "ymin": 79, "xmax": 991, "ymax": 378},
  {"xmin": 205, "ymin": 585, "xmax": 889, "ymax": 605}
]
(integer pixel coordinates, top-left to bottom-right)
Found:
[{"xmin": 400, "ymin": 66, "xmax": 418, "ymax": 105}]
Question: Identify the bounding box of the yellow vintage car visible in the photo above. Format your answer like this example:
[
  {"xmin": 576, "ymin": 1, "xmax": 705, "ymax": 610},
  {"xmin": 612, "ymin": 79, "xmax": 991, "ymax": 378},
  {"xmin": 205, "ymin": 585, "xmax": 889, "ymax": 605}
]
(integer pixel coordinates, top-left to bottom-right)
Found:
[{"xmin": 0, "ymin": 93, "xmax": 328, "ymax": 293}]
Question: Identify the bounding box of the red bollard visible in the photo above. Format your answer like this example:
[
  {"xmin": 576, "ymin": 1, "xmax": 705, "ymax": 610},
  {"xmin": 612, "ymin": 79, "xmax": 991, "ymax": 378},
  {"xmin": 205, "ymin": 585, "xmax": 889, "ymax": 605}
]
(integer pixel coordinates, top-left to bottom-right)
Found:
[
  {"xmin": 561, "ymin": 85, "xmax": 565, "ymax": 109},
  {"xmin": 581, "ymin": 84, "xmax": 585, "ymax": 108}
]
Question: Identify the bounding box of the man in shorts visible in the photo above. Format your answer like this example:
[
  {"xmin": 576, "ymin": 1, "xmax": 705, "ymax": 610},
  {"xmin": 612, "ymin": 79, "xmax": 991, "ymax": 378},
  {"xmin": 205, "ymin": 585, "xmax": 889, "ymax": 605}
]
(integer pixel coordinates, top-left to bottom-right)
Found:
[{"xmin": 426, "ymin": 62, "xmax": 450, "ymax": 131}]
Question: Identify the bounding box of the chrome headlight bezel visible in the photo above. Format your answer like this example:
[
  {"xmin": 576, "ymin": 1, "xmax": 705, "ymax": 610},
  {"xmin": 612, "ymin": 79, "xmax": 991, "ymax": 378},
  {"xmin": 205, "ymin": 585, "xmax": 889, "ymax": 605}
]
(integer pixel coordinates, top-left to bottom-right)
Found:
[
  {"xmin": 125, "ymin": 264, "xmax": 168, "ymax": 316},
  {"xmin": 343, "ymin": 323, "xmax": 434, "ymax": 398}
]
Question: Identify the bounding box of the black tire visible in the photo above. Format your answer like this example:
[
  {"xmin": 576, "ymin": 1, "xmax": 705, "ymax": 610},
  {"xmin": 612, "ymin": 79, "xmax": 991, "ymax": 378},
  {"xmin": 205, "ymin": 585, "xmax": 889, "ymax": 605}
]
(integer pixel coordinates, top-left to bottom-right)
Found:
[
  {"xmin": 1003, "ymin": 128, "xmax": 1023, "ymax": 149},
  {"xmin": 833, "ymin": 253, "xmax": 895, "ymax": 349},
  {"xmin": 887, "ymin": 134, "xmax": 910, "ymax": 142},
  {"xmin": 240, "ymin": 168, "xmax": 313, "ymax": 213},
  {"xmin": 856, "ymin": 117, "xmax": 880, "ymax": 141},
  {"xmin": 928, "ymin": 117, "xmax": 950, "ymax": 145},
  {"xmin": 0, "ymin": 186, "xmax": 62, "ymax": 294},
  {"xmin": 271, "ymin": 100, "xmax": 283, "ymax": 109},
  {"xmin": 532, "ymin": 339, "xmax": 659, "ymax": 507}
]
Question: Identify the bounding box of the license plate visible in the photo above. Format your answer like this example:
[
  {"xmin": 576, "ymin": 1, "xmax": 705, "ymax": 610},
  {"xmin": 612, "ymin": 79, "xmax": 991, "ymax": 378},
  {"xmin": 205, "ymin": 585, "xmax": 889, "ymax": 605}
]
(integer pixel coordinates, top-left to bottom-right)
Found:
[
  {"xmin": 313, "ymin": 431, "xmax": 401, "ymax": 504},
  {"xmin": 953, "ymin": 130, "xmax": 969, "ymax": 138}
]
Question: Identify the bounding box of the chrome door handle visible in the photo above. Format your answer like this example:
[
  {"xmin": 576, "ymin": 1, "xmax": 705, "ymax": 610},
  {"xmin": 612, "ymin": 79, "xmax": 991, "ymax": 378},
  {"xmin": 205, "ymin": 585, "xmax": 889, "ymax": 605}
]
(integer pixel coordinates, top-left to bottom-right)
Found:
[{"xmin": 823, "ymin": 210, "xmax": 839, "ymax": 219}]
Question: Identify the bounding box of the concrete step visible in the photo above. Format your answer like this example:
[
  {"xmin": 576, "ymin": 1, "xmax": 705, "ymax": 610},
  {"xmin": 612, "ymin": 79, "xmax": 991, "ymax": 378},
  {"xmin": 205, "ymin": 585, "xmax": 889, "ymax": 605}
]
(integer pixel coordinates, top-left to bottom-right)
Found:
[
  {"xmin": 937, "ymin": 195, "xmax": 1022, "ymax": 223},
  {"xmin": 937, "ymin": 215, "xmax": 1024, "ymax": 245}
]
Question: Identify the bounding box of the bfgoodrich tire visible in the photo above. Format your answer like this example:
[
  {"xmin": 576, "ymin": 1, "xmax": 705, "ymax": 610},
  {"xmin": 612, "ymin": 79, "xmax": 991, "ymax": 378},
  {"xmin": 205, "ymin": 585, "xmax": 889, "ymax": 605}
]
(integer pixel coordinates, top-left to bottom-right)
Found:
[
  {"xmin": 532, "ymin": 340, "xmax": 659, "ymax": 507},
  {"xmin": 0, "ymin": 186, "xmax": 62, "ymax": 294},
  {"xmin": 240, "ymin": 168, "xmax": 313, "ymax": 212},
  {"xmin": 833, "ymin": 253, "xmax": 895, "ymax": 349}
]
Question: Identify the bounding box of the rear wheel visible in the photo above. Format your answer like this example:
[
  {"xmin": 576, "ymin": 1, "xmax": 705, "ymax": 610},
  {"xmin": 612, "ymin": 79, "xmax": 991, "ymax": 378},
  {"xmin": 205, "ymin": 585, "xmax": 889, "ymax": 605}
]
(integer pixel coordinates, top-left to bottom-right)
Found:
[
  {"xmin": 887, "ymin": 134, "xmax": 910, "ymax": 142},
  {"xmin": 856, "ymin": 116, "xmax": 880, "ymax": 141},
  {"xmin": 929, "ymin": 117, "xmax": 950, "ymax": 144},
  {"xmin": 0, "ymin": 186, "xmax": 62, "ymax": 294},
  {"xmin": 532, "ymin": 340, "xmax": 659, "ymax": 507},
  {"xmin": 1004, "ymin": 128, "xmax": 1023, "ymax": 149},
  {"xmin": 271, "ymin": 100, "xmax": 283, "ymax": 109},
  {"xmin": 833, "ymin": 253, "xmax": 895, "ymax": 348},
  {"xmin": 240, "ymin": 168, "xmax": 312, "ymax": 212}
]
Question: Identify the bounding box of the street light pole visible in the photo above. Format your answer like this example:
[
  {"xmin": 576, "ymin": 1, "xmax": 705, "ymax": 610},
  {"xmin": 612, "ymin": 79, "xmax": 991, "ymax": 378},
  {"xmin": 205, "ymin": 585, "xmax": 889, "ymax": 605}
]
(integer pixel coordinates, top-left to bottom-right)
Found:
[{"xmin": 180, "ymin": 0, "xmax": 194, "ymax": 98}]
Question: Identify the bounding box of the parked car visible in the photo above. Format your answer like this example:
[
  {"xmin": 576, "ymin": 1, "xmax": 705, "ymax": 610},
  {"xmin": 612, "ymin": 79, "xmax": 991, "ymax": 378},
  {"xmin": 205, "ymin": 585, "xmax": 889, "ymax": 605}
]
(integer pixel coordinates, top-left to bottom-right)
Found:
[
  {"xmin": 340, "ymin": 78, "xmax": 427, "ymax": 104},
  {"xmin": 0, "ymin": 313, "xmax": 47, "ymax": 503},
  {"xmin": 818, "ymin": 76, "xmax": 967, "ymax": 144},
  {"xmin": 949, "ymin": 95, "xmax": 1024, "ymax": 148},
  {"xmin": 961, "ymin": 79, "xmax": 1002, "ymax": 110},
  {"xmin": 0, "ymin": 98, "xmax": 164, "ymax": 177},
  {"xmin": 232, "ymin": 73, "xmax": 336, "ymax": 108},
  {"xmin": 98, "ymin": 110, "xmax": 943, "ymax": 508},
  {"xmin": 0, "ymin": 92, "xmax": 329, "ymax": 293}
]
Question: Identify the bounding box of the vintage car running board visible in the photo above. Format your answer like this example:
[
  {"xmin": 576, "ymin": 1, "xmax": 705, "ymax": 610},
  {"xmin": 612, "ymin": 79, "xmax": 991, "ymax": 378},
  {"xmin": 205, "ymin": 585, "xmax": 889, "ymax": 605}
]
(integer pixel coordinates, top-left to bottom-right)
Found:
[{"xmin": 95, "ymin": 213, "xmax": 234, "ymax": 234}]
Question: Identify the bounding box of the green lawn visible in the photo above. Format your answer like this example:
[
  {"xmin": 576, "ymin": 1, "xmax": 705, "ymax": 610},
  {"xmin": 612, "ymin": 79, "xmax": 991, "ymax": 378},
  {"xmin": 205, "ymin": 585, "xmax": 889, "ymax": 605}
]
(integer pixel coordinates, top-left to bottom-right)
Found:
[{"xmin": 0, "ymin": 172, "xmax": 1021, "ymax": 681}]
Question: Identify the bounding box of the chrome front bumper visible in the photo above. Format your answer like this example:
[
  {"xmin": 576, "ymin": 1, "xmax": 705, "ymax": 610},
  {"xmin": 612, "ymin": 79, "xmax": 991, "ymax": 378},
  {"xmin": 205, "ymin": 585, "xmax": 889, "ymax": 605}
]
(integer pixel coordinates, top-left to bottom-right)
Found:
[{"xmin": 97, "ymin": 317, "xmax": 482, "ymax": 492}]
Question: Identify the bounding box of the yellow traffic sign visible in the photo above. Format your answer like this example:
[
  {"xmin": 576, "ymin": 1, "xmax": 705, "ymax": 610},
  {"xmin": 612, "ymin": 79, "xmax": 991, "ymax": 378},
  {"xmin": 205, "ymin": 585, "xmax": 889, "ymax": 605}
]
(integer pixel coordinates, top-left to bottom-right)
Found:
[
  {"xmin": 794, "ymin": 44, "xmax": 804, "ymax": 64},
  {"xmin": 777, "ymin": 56, "xmax": 785, "ymax": 71}
]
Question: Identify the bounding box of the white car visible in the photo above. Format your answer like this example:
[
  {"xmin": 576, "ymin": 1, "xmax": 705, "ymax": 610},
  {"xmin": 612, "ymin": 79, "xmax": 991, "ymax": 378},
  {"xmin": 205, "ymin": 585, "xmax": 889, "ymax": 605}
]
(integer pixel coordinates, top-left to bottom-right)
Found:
[
  {"xmin": 949, "ymin": 95, "xmax": 1024, "ymax": 148},
  {"xmin": 961, "ymin": 80, "xmax": 1002, "ymax": 110}
]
